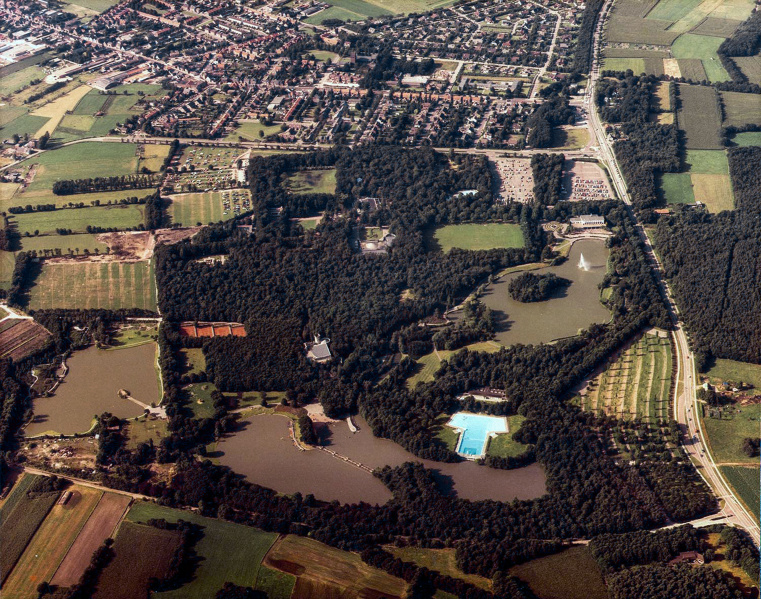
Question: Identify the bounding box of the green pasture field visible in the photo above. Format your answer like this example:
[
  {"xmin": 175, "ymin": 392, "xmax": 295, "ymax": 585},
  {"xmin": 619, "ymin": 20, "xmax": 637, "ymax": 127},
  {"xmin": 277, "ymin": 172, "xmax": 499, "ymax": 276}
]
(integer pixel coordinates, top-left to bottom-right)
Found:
[
  {"xmin": 286, "ymin": 168, "xmax": 337, "ymax": 195},
  {"xmin": 685, "ymin": 149, "xmax": 729, "ymax": 174},
  {"xmin": 254, "ymin": 566, "xmax": 297, "ymax": 599},
  {"xmin": 604, "ymin": 48, "xmax": 669, "ymax": 59},
  {"xmin": 1, "ymin": 114, "xmax": 50, "ymax": 140},
  {"xmin": 702, "ymin": 404, "xmax": 761, "ymax": 464},
  {"xmin": 12, "ymin": 204, "xmax": 143, "ymax": 235},
  {"xmin": 0, "ymin": 478, "xmax": 59, "ymax": 585},
  {"xmin": 66, "ymin": 0, "xmax": 120, "ymax": 11},
  {"xmin": 363, "ymin": 0, "xmax": 455, "ymax": 14},
  {"xmin": 606, "ymin": 12, "xmax": 679, "ymax": 46},
  {"xmin": 603, "ymin": 57, "xmax": 646, "ymax": 73},
  {"xmin": 225, "ymin": 120, "xmax": 282, "ymax": 141},
  {"xmin": 17, "ymin": 233, "xmax": 107, "ymax": 254},
  {"xmin": 126, "ymin": 501, "xmax": 279, "ymax": 599},
  {"xmin": 433, "ymin": 223, "xmax": 524, "ymax": 252},
  {"xmin": 672, "ymin": 34, "xmax": 730, "ymax": 82},
  {"xmin": 0, "ymin": 65, "xmax": 46, "ymax": 98},
  {"xmin": 509, "ymin": 546, "xmax": 608, "ymax": 599},
  {"xmin": 677, "ymin": 84, "xmax": 723, "ymax": 149},
  {"xmin": 0, "ymin": 251, "xmax": 15, "ymax": 289},
  {"xmin": 486, "ymin": 414, "xmax": 529, "ymax": 458},
  {"xmin": 327, "ymin": 0, "xmax": 396, "ymax": 18},
  {"xmin": 0, "ymin": 106, "xmax": 28, "ymax": 127},
  {"xmin": 645, "ymin": 0, "xmax": 703, "ymax": 23},
  {"xmin": 95, "ymin": 520, "xmax": 182, "ymax": 599},
  {"xmin": 168, "ymin": 191, "xmax": 241, "ymax": 226},
  {"xmin": 731, "ymin": 131, "xmax": 761, "ymax": 147},
  {"xmin": 705, "ymin": 359, "xmax": 761, "ymax": 390},
  {"xmin": 28, "ymin": 260, "xmax": 156, "ymax": 311},
  {"xmin": 1, "ymin": 187, "xmax": 154, "ymax": 213},
  {"xmin": 581, "ymin": 332, "xmax": 672, "ymax": 423},
  {"xmin": 691, "ymin": 174, "xmax": 733, "ymax": 212},
  {"xmin": 125, "ymin": 415, "xmax": 167, "ymax": 450},
  {"xmin": 691, "ymin": 17, "xmax": 743, "ymax": 38},
  {"xmin": 733, "ymin": 56, "xmax": 761, "ymax": 84},
  {"xmin": 2, "ymin": 486, "xmax": 102, "ymax": 598},
  {"xmin": 720, "ymin": 466, "xmax": 760, "ymax": 522},
  {"xmin": 0, "ymin": 474, "xmax": 41, "ymax": 522},
  {"xmin": 720, "ymin": 91, "xmax": 761, "ymax": 128},
  {"xmin": 386, "ymin": 546, "xmax": 491, "ymax": 590}
]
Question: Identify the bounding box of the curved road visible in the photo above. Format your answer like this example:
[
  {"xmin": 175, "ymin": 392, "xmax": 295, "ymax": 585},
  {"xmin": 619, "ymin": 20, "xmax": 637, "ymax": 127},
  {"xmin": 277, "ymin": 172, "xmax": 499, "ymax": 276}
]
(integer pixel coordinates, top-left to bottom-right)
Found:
[{"xmin": 586, "ymin": 0, "xmax": 759, "ymax": 543}]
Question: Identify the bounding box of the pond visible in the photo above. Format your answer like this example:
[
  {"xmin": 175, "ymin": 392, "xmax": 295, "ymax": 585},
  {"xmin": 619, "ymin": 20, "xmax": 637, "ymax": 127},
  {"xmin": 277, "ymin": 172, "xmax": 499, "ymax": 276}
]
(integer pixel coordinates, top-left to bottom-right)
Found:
[
  {"xmin": 216, "ymin": 414, "xmax": 547, "ymax": 506},
  {"xmin": 476, "ymin": 238, "xmax": 610, "ymax": 346},
  {"xmin": 25, "ymin": 343, "xmax": 161, "ymax": 436}
]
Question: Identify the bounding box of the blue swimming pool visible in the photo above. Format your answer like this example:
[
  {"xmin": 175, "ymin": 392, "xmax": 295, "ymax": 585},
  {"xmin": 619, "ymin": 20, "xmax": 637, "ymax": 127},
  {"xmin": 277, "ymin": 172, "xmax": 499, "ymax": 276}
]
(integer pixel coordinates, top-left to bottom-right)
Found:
[{"xmin": 447, "ymin": 412, "xmax": 508, "ymax": 457}]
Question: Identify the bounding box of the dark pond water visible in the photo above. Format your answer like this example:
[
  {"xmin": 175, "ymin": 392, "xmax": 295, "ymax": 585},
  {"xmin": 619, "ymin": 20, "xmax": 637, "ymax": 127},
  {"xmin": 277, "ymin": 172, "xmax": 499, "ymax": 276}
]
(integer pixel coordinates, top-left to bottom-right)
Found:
[
  {"xmin": 26, "ymin": 343, "xmax": 160, "ymax": 436},
  {"xmin": 216, "ymin": 415, "xmax": 547, "ymax": 505}
]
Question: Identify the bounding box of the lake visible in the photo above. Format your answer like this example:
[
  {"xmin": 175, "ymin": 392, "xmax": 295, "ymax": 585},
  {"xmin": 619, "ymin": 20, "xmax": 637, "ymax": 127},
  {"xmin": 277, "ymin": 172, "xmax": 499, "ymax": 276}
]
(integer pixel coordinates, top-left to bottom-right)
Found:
[
  {"xmin": 477, "ymin": 238, "xmax": 610, "ymax": 346},
  {"xmin": 25, "ymin": 343, "xmax": 161, "ymax": 436},
  {"xmin": 216, "ymin": 414, "xmax": 547, "ymax": 505}
]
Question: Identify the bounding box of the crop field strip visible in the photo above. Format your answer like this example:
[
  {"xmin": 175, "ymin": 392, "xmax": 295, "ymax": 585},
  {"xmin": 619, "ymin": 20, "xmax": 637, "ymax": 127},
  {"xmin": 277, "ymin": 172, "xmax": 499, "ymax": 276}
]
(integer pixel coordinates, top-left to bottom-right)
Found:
[
  {"xmin": 720, "ymin": 466, "xmax": 760, "ymax": 522},
  {"xmin": 2, "ymin": 486, "xmax": 102, "ymax": 598},
  {"xmin": 582, "ymin": 331, "xmax": 672, "ymax": 424},
  {"xmin": 720, "ymin": 90, "xmax": 761, "ymax": 128},
  {"xmin": 677, "ymin": 84, "xmax": 723, "ymax": 149},
  {"xmin": 0, "ymin": 319, "xmax": 52, "ymax": 362},
  {"xmin": 28, "ymin": 260, "xmax": 156, "ymax": 311},
  {"xmin": 50, "ymin": 492, "xmax": 132, "ymax": 587}
]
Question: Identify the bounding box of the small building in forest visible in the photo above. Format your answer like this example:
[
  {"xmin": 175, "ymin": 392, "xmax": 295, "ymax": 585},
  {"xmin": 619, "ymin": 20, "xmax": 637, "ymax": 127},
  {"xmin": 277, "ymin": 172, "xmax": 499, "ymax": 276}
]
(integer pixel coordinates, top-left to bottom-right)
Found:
[{"xmin": 305, "ymin": 335, "xmax": 332, "ymax": 363}]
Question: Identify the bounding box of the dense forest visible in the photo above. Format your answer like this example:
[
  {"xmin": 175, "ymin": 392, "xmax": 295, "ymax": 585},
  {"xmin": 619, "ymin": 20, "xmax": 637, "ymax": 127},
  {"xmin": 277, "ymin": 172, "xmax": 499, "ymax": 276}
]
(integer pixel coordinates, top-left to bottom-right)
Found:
[
  {"xmin": 530, "ymin": 153, "xmax": 565, "ymax": 206},
  {"xmin": 508, "ymin": 272, "xmax": 569, "ymax": 302}
]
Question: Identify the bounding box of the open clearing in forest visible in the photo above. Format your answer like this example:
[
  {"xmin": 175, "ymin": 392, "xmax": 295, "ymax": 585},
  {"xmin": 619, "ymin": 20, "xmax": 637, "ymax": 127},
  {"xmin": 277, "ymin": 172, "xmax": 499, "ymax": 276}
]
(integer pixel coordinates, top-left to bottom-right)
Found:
[
  {"xmin": 386, "ymin": 546, "xmax": 491, "ymax": 590},
  {"xmin": 432, "ymin": 223, "xmax": 524, "ymax": 252},
  {"xmin": 720, "ymin": 466, "xmax": 760, "ymax": 522},
  {"xmin": 509, "ymin": 546, "xmax": 608, "ymax": 599},
  {"xmin": 579, "ymin": 330, "xmax": 672, "ymax": 423},
  {"xmin": 51, "ymin": 493, "xmax": 131, "ymax": 587},
  {"xmin": 265, "ymin": 534, "xmax": 407, "ymax": 599},
  {"xmin": 286, "ymin": 168, "xmax": 337, "ymax": 195},
  {"xmin": 28, "ymin": 260, "xmax": 156, "ymax": 311},
  {"xmin": 2, "ymin": 486, "xmax": 102, "ymax": 599},
  {"xmin": 126, "ymin": 501, "xmax": 281, "ymax": 599},
  {"xmin": 94, "ymin": 520, "xmax": 182, "ymax": 599},
  {"xmin": 407, "ymin": 342, "xmax": 502, "ymax": 388}
]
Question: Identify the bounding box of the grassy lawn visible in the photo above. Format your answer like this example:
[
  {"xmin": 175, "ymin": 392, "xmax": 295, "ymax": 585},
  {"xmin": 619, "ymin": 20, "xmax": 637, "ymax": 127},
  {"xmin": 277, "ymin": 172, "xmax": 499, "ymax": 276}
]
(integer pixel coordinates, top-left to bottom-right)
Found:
[
  {"xmin": 125, "ymin": 415, "xmax": 168, "ymax": 450},
  {"xmin": 684, "ymin": 149, "xmax": 729, "ymax": 174},
  {"xmin": 225, "ymin": 120, "xmax": 282, "ymax": 141},
  {"xmin": 550, "ymin": 127, "xmax": 589, "ymax": 150},
  {"xmin": 731, "ymin": 131, "xmax": 761, "ymax": 147},
  {"xmin": 386, "ymin": 546, "xmax": 491, "ymax": 590},
  {"xmin": 661, "ymin": 173, "xmax": 695, "ymax": 205},
  {"xmin": 127, "ymin": 501, "xmax": 279, "ymax": 599},
  {"xmin": 12, "ymin": 204, "xmax": 143, "ymax": 235},
  {"xmin": 306, "ymin": 49, "xmax": 341, "ymax": 63},
  {"xmin": 110, "ymin": 323, "xmax": 157, "ymax": 348},
  {"xmin": 28, "ymin": 260, "xmax": 156, "ymax": 311},
  {"xmin": 603, "ymin": 57, "xmax": 646, "ymax": 73},
  {"xmin": 433, "ymin": 223, "xmax": 524, "ymax": 252},
  {"xmin": 486, "ymin": 415, "xmax": 528, "ymax": 458},
  {"xmin": 672, "ymin": 34, "xmax": 730, "ymax": 82},
  {"xmin": 181, "ymin": 348, "xmax": 206, "ymax": 375},
  {"xmin": 702, "ymin": 404, "xmax": 761, "ymax": 464},
  {"xmin": 286, "ymin": 169, "xmax": 337, "ymax": 195},
  {"xmin": 65, "ymin": 0, "xmax": 120, "ymax": 11},
  {"xmin": 705, "ymin": 359, "xmax": 761, "ymax": 390},
  {"xmin": 509, "ymin": 546, "xmax": 608, "ymax": 599},
  {"xmin": 2, "ymin": 486, "xmax": 102, "ymax": 598},
  {"xmin": 17, "ymin": 233, "xmax": 107, "ymax": 255},
  {"xmin": 720, "ymin": 466, "xmax": 760, "ymax": 522}
]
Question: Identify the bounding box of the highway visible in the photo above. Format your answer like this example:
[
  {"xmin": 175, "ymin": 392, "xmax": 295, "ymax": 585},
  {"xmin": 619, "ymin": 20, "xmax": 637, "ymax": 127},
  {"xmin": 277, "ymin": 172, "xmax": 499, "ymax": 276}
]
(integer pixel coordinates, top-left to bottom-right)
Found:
[{"xmin": 586, "ymin": 0, "xmax": 760, "ymax": 543}]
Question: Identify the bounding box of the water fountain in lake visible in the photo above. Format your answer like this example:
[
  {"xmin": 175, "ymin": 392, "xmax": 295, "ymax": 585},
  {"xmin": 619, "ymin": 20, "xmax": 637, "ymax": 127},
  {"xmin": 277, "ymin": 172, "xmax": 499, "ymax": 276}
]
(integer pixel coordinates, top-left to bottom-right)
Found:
[{"xmin": 578, "ymin": 252, "xmax": 591, "ymax": 271}]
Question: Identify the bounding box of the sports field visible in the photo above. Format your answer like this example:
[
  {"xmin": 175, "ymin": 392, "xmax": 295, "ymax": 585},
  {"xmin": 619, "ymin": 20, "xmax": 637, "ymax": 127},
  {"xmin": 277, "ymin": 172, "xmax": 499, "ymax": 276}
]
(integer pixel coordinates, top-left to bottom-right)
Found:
[
  {"xmin": 677, "ymin": 84, "xmax": 723, "ymax": 149},
  {"xmin": 580, "ymin": 330, "xmax": 673, "ymax": 423},
  {"xmin": 28, "ymin": 260, "xmax": 157, "ymax": 311},
  {"xmin": 126, "ymin": 501, "xmax": 281, "ymax": 599},
  {"xmin": 702, "ymin": 403, "xmax": 761, "ymax": 464},
  {"xmin": 509, "ymin": 546, "xmax": 608, "ymax": 599},
  {"xmin": 720, "ymin": 466, "xmax": 760, "ymax": 522},
  {"xmin": 672, "ymin": 34, "xmax": 730, "ymax": 82},
  {"xmin": 12, "ymin": 204, "xmax": 143, "ymax": 235},
  {"xmin": 2, "ymin": 486, "xmax": 102, "ymax": 599},
  {"xmin": 720, "ymin": 91, "xmax": 761, "ymax": 128},
  {"xmin": 433, "ymin": 223, "xmax": 524, "ymax": 252},
  {"xmin": 286, "ymin": 169, "xmax": 337, "ymax": 195}
]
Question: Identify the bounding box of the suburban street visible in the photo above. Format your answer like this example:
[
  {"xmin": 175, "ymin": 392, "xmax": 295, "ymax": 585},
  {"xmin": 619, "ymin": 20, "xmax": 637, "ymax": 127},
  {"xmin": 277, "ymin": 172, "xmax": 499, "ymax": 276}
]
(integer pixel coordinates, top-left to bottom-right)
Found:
[{"xmin": 586, "ymin": 0, "xmax": 760, "ymax": 543}]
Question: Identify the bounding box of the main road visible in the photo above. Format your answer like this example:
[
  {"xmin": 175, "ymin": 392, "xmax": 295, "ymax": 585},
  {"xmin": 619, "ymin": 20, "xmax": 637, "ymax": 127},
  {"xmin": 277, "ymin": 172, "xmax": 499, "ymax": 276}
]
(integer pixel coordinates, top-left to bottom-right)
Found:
[{"xmin": 586, "ymin": 0, "xmax": 759, "ymax": 543}]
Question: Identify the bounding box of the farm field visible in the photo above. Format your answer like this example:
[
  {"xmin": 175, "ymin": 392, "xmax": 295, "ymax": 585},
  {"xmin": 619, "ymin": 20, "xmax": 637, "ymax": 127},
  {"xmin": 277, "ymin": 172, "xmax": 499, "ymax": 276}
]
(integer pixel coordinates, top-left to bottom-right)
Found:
[
  {"xmin": 0, "ymin": 187, "xmax": 155, "ymax": 213},
  {"xmin": 12, "ymin": 204, "xmax": 144, "ymax": 235},
  {"xmin": 169, "ymin": 189, "xmax": 248, "ymax": 226},
  {"xmin": 0, "ymin": 114, "xmax": 50, "ymax": 141},
  {"xmin": 0, "ymin": 478, "xmax": 60, "ymax": 585},
  {"xmin": 28, "ymin": 260, "xmax": 156, "ymax": 311},
  {"xmin": 671, "ymin": 34, "xmax": 730, "ymax": 82},
  {"xmin": 660, "ymin": 150, "xmax": 734, "ymax": 211},
  {"xmin": 720, "ymin": 466, "xmax": 760, "ymax": 522},
  {"xmin": 677, "ymin": 84, "xmax": 723, "ymax": 149},
  {"xmin": 0, "ymin": 65, "xmax": 46, "ymax": 98},
  {"xmin": 126, "ymin": 501, "xmax": 279, "ymax": 599},
  {"xmin": 676, "ymin": 58, "xmax": 707, "ymax": 82},
  {"xmin": 0, "ymin": 318, "xmax": 52, "ymax": 362},
  {"xmin": 2, "ymin": 486, "xmax": 102, "ymax": 598},
  {"xmin": 265, "ymin": 534, "xmax": 408, "ymax": 599},
  {"xmin": 29, "ymin": 85, "xmax": 92, "ymax": 138},
  {"xmin": 486, "ymin": 414, "xmax": 529, "ymax": 458},
  {"xmin": 606, "ymin": 0, "xmax": 680, "ymax": 46},
  {"xmin": 731, "ymin": 131, "xmax": 761, "ymax": 146},
  {"xmin": 702, "ymin": 403, "xmax": 761, "ymax": 464},
  {"xmin": 432, "ymin": 223, "xmax": 524, "ymax": 252},
  {"xmin": 691, "ymin": 173, "xmax": 734, "ymax": 211},
  {"xmin": 705, "ymin": 358, "xmax": 761, "ymax": 390},
  {"xmin": 0, "ymin": 250, "xmax": 15, "ymax": 289},
  {"xmin": 386, "ymin": 546, "xmax": 491, "ymax": 590},
  {"xmin": 286, "ymin": 168, "xmax": 337, "ymax": 195},
  {"xmin": 720, "ymin": 90, "xmax": 761, "ymax": 128},
  {"xmin": 580, "ymin": 330, "xmax": 672, "ymax": 423},
  {"xmin": 603, "ymin": 57, "xmax": 646, "ymax": 73},
  {"xmin": 50, "ymin": 493, "xmax": 131, "ymax": 587},
  {"xmin": 94, "ymin": 520, "xmax": 182, "ymax": 599},
  {"xmin": 509, "ymin": 546, "xmax": 608, "ymax": 599},
  {"xmin": 733, "ymin": 55, "xmax": 761, "ymax": 84},
  {"xmin": 17, "ymin": 233, "xmax": 108, "ymax": 255}
]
